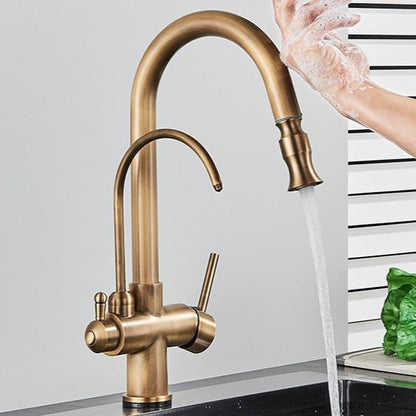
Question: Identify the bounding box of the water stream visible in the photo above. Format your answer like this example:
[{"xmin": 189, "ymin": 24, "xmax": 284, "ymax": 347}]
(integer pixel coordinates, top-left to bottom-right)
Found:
[{"xmin": 299, "ymin": 186, "xmax": 341, "ymax": 416}]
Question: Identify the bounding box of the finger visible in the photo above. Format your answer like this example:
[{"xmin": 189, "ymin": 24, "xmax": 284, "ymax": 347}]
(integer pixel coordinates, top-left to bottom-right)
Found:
[
  {"xmin": 272, "ymin": 0, "xmax": 283, "ymax": 10},
  {"xmin": 273, "ymin": 0, "xmax": 298, "ymax": 25},
  {"xmin": 326, "ymin": 31, "xmax": 369, "ymax": 67},
  {"xmin": 324, "ymin": 30, "xmax": 347, "ymax": 44},
  {"xmin": 305, "ymin": 10, "xmax": 360, "ymax": 40},
  {"xmin": 272, "ymin": 0, "xmax": 282, "ymax": 22},
  {"xmin": 330, "ymin": 33, "xmax": 351, "ymax": 49},
  {"xmin": 304, "ymin": 0, "xmax": 353, "ymax": 16},
  {"xmin": 293, "ymin": 0, "xmax": 353, "ymax": 33},
  {"xmin": 274, "ymin": 0, "xmax": 298, "ymax": 13},
  {"xmin": 306, "ymin": 0, "xmax": 353, "ymax": 23}
]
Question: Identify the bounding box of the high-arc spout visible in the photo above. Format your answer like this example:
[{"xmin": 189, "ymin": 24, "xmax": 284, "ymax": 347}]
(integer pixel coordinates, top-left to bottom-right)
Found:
[{"xmin": 130, "ymin": 10, "xmax": 322, "ymax": 283}]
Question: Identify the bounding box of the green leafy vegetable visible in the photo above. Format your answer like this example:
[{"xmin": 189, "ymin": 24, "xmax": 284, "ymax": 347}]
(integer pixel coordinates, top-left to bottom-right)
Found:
[
  {"xmin": 387, "ymin": 268, "xmax": 416, "ymax": 292},
  {"xmin": 381, "ymin": 268, "xmax": 416, "ymax": 360},
  {"xmin": 396, "ymin": 288, "xmax": 416, "ymax": 360},
  {"xmin": 381, "ymin": 284, "xmax": 413, "ymax": 355}
]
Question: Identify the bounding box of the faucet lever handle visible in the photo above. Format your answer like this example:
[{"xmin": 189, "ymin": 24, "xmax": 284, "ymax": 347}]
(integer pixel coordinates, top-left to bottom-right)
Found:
[
  {"xmin": 182, "ymin": 253, "xmax": 218, "ymax": 354},
  {"xmin": 197, "ymin": 253, "xmax": 219, "ymax": 313},
  {"xmin": 94, "ymin": 292, "xmax": 107, "ymax": 321}
]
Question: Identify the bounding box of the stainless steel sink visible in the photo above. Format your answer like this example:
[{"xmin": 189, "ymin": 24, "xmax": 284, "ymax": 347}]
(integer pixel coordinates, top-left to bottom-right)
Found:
[{"xmin": 140, "ymin": 380, "xmax": 416, "ymax": 416}]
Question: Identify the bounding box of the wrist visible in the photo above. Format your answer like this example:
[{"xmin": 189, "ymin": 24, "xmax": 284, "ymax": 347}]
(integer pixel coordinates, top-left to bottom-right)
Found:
[{"xmin": 331, "ymin": 80, "xmax": 379, "ymax": 121}]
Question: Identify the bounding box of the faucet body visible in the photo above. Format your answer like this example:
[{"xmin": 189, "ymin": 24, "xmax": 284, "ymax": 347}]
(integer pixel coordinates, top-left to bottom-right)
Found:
[
  {"xmin": 85, "ymin": 129, "xmax": 221, "ymax": 407},
  {"xmin": 86, "ymin": 10, "xmax": 322, "ymax": 408}
]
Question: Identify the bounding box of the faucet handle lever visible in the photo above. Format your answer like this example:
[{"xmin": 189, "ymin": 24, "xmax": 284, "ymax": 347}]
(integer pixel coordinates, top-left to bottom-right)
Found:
[
  {"xmin": 182, "ymin": 253, "xmax": 218, "ymax": 354},
  {"xmin": 197, "ymin": 253, "xmax": 219, "ymax": 312},
  {"xmin": 94, "ymin": 292, "xmax": 107, "ymax": 321}
]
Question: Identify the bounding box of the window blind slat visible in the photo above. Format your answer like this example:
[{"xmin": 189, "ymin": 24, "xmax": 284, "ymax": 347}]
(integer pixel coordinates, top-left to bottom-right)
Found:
[
  {"xmin": 348, "ymin": 289, "xmax": 387, "ymax": 322},
  {"xmin": 349, "ymin": 223, "xmax": 416, "ymax": 258},
  {"xmin": 349, "ymin": 193, "xmax": 416, "ymax": 226},
  {"xmin": 354, "ymin": 40, "xmax": 416, "ymax": 66},
  {"xmin": 348, "ymin": 162, "xmax": 416, "ymax": 194},
  {"xmin": 348, "ymin": 320, "xmax": 384, "ymax": 352},
  {"xmin": 349, "ymin": 254, "xmax": 416, "ymax": 290},
  {"xmin": 348, "ymin": 132, "xmax": 411, "ymax": 161},
  {"xmin": 349, "ymin": 9, "xmax": 416, "ymax": 35}
]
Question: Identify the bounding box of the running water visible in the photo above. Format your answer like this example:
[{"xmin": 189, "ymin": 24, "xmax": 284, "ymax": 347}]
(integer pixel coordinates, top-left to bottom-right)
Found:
[{"xmin": 299, "ymin": 186, "xmax": 341, "ymax": 416}]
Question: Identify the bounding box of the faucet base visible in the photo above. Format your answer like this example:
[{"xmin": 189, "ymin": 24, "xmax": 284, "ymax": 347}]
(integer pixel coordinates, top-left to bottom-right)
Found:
[{"xmin": 122, "ymin": 394, "xmax": 172, "ymax": 408}]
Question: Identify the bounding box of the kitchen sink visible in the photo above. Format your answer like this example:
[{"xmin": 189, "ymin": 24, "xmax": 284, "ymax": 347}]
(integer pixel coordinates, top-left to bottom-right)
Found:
[
  {"xmin": 5, "ymin": 361, "xmax": 416, "ymax": 416},
  {"xmin": 148, "ymin": 379, "xmax": 416, "ymax": 416}
]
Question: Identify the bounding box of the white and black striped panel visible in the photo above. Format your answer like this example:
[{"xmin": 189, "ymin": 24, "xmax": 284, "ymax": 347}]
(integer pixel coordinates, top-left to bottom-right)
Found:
[
  {"xmin": 349, "ymin": 254, "xmax": 416, "ymax": 290},
  {"xmin": 348, "ymin": 3, "xmax": 416, "ymax": 132},
  {"xmin": 347, "ymin": 2, "xmax": 416, "ymax": 351},
  {"xmin": 348, "ymin": 320, "xmax": 385, "ymax": 352},
  {"xmin": 349, "ymin": 193, "xmax": 416, "ymax": 226},
  {"xmin": 348, "ymin": 288, "xmax": 387, "ymax": 322},
  {"xmin": 349, "ymin": 2, "xmax": 416, "ymax": 35},
  {"xmin": 355, "ymin": 39, "xmax": 416, "ymax": 66},
  {"xmin": 350, "ymin": 8, "xmax": 416, "ymax": 36},
  {"xmin": 348, "ymin": 162, "xmax": 416, "ymax": 195},
  {"xmin": 348, "ymin": 132, "xmax": 411, "ymax": 162},
  {"xmin": 371, "ymin": 71, "xmax": 416, "ymax": 94},
  {"xmin": 348, "ymin": 286, "xmax": 387, "ymax": 350},
  {"xmin": 348, "ymin": 223, "xmax": 416, "ymax": 259}
]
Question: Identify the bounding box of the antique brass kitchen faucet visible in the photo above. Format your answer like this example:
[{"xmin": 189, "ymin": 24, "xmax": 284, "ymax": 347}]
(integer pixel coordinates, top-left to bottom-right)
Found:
[
  {"xmin": 85, "ymin": 10, "xmax": 322, "ymax": 409},
  {"xmin": 85, "ymin": 129, "xmax": 221, "ymax": 407}
]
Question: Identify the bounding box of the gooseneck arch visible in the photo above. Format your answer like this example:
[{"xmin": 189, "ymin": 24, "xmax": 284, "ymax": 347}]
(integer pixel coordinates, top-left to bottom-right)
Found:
[{"xmin": 130, "ymin": 10, "xmax": 320, "ymax": 284}]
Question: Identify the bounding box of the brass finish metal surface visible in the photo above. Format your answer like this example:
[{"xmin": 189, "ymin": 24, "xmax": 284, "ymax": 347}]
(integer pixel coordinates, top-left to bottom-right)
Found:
[
  {"xmin": 85, "ymin": 128, "xmax": 220, "ymax": 405},
  {"xmin": 85, "ymin": 319, "xmax": 120, "ymax": 353},
  {"xmin": 278, "ymin": 117, "xmax": 323, "ymax": 191},
  {"xmin": 86, "ymin": 9, "xmax": 324, "ymax": 408},
  {"xmin": 114, "ymin": 129, "xmax": 221, "ymax": 297},
  {"xmin": 181, "ymin": 309, "xmax": 216, "ymax": 354},
  {"xmin": 198, "ymin": 253, "xmax": 219, "ymax": 313},
  {"xmin": 130, "ymin": 10, "xmax": 322, "ymax": 285},
  {"xmin": 94, "ymin": 292, "xmax": 107, "ymax": 321}
]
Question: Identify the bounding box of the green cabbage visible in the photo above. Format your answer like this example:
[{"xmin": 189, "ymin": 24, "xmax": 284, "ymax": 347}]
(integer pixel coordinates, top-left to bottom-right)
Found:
[
  {"xmin": 387, "ymin": 267, "xmax": 416, "ymax": 291},
  {"xmin": 381, "ymin": 268, "xmax": 416, "ymax": 360},
  {"xmin": 396, "ymin": 288, "xmax": 416, "ymax": 360}
]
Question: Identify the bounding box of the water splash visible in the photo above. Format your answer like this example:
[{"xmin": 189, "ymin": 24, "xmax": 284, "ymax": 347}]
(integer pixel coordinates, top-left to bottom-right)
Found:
[{"xmin": 299, "ymin": 186, "xmax": 340, "ymax": 416}]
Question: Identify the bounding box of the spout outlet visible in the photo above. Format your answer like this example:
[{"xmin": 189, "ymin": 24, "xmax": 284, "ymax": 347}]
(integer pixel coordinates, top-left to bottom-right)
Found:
[{"xmin": 277, "ymin": 116, "xmax": 323, "ymax": 191}]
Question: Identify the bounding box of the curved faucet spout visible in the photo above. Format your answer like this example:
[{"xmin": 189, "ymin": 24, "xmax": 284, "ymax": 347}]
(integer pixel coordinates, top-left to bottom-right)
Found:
[
  {"xmin": 130, "ymin": 10, "xmax": 322, "ymax": 285},
  {"xmin": 113, "ymin": 128, "xmax": 222, "ymax": 295},
  {"xmin": 132, "ymin": 10, "xmax": 302, "ymax": 127}
]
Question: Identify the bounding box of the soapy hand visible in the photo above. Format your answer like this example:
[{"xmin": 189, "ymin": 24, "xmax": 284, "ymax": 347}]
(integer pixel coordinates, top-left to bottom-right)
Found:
[
  {"xmin": 273, "ymin": 0, "xmax": 373, "ymax": 116},
  {"xmin": 274, "ymin": 0, "xmax": 416, "ymax": 157}
]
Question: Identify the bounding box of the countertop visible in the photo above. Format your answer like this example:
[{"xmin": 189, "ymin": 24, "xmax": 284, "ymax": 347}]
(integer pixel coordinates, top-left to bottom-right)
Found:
[{"xmin": 3, "ymin": 358, "xmax": 416, "ymax": 416}]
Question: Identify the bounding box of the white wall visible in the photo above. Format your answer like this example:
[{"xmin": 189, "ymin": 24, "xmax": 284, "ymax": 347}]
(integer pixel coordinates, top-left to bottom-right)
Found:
[{"xmin": 0, "ymin": 0, "xmax": 347, "ymax": 412}]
